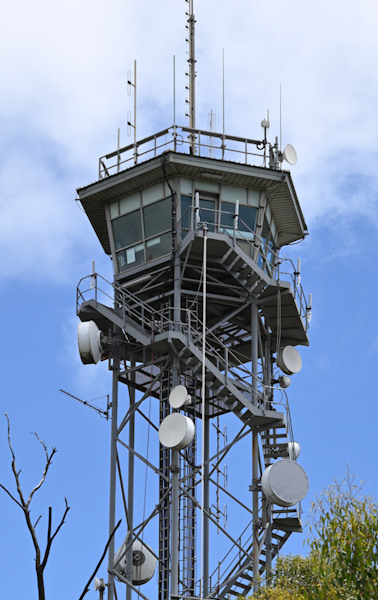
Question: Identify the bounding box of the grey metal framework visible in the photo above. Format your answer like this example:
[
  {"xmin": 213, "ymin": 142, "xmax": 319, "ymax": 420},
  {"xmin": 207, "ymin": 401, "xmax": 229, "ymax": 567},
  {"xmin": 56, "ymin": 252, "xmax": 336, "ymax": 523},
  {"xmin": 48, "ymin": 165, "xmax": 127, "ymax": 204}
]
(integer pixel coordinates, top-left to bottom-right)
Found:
[{"xmin": 76, "ymin": 123, "xmax": 310, "ymax": 600}]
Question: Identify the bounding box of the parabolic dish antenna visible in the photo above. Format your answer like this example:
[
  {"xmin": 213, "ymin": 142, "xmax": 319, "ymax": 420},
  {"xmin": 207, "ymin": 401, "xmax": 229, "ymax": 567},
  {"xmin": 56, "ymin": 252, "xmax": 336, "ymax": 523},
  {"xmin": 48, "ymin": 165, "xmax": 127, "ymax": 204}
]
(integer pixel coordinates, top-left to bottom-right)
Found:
[
  {"xmin": 159, "ymin": 413, "xmax": 195, "ymax": 450},
  {"xmin": 261, "ymin": 459, "xmax": 308, "ymax": 507},
  {"xmin": 277, "ymin": 345, "xmax": 302, "ymax": 375},
  {"xmin": 169, "ymin": 385, "xmax": 191, "ymax": 408},
  {"xmin": 282, "ymin": 143, "xmax": 297, "ymax": 165},
  {"xmin": 115, "ymin": 539, "xmax": 157, "ymax": 585},
  {"xmin": 288, "ymin": 441, "xmax": 301, "ymax": 460},
  {"xmin": 77, "ymin": 321, "xmax": 103, "ymax": 365}
]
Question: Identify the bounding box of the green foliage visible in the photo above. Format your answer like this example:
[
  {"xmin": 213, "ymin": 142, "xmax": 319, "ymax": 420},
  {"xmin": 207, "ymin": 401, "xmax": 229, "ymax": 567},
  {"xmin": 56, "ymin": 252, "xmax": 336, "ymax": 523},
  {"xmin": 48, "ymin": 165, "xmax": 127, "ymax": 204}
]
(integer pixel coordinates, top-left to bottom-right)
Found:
[
  {"xmin": 309, "ymin": 468, "xmax": 378, "ymax": 599},
  {"xmin": 246, "ymin": 469, "xmax": 378, "ymax": 600},
  {"xmin": 246, "ymin": 583, "xmax": 305, "ymax": 599}
]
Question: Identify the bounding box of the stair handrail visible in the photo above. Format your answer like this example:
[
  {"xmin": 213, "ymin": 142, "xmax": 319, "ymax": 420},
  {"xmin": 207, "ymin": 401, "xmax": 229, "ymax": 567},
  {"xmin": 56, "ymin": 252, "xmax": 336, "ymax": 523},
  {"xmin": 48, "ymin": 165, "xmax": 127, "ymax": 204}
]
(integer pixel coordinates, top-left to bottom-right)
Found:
[
  {"xmin": 78, "ymin": 273, "xmax": 288, "ymax": 413},
  {"xmin": 208, "ymin": 500, "xmax": 268, "ymax": 597},
  {"xmin": 76, "ymin": 272, "xmax": 173, "ymax": 336},
  {"xmin": 179, "ymin": 205, "xmax": 311, "ymax": 331},
  {"xmin": 208, "ymin": 518, "xmax": 253, "ymax": 595},
  {"xmin": 180, "ymin": 307, "xmax": 266, "ymax": 407}
]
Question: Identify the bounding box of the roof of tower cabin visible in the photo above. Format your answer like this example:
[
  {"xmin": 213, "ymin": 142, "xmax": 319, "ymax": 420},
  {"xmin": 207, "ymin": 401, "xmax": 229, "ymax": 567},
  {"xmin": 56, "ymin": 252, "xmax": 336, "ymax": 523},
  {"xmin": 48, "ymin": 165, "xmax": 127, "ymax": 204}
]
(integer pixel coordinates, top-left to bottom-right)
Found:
[{"xmin": 77, "ymin": 150, "xmax": 308, "ymax": 255}]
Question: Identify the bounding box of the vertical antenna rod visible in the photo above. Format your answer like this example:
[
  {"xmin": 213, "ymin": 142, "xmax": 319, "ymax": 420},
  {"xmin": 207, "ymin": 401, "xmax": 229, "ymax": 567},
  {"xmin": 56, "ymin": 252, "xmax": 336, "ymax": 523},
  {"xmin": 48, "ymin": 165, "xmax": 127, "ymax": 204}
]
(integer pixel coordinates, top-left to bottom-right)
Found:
[
  {"xmin": 173, "ymin": 55, "xmax": 176, "ymax": 125},
  {"xmin": 279, "ymin": 83, "xmax": 282, "ymax": 151},
  {"xmin": 186, "ymin": 0, "xmax": 196, "ymax": 152},
  {"xmin": 222, "ymin": 48, "xmax": 225, "ymax": 137},
  {"xmin": 127, "ymin": 60, "xmax": 137, "ymax": 164}
]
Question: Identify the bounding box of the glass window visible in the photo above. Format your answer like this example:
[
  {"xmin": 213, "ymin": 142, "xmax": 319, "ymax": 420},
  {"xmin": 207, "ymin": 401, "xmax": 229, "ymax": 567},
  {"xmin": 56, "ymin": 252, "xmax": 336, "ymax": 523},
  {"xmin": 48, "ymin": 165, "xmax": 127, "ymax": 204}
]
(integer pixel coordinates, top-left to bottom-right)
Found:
[
  {"xmin": 199, "ymin": 198, "xmax": 216, "ymax": 231},
  {"xmin": 109, "ymin": 201, "xmax": 119, "ymax": 219},
  {"xmin": 117, "ymin": 242, "xmax": 145, "ymax": 272},
  {"xmin": 194, "ymin": 180, "xmax": 219, "ymax": 193},
  {"xmin": 270, "ymin": 218, "xmax": 277, "ymax": 240},
  {"xmin": 112, "ymin": 210, "xmax": 143, "ymax": 250},
  {"xmin": 142, "ymin": 183, "xmax": 165, "ymax": 206},
  {"xmin": 181, "ymin": 195, "xmax": 192, "ymax": 232},
  {"xmin": 266, "ymin": 239, "xmax": 275, "ymax": 269},
  {"xmin": 143, "ymin": 197, "xmax": 171, "ymax": 238},
  {"xmin": 181, "ymin": 178, "xmax": 193, "ymax": 194},
  {"xmin": 119, "ymin": 192, "xmax": 140, "ymax": 216},
  {"xmin": 261, "ymin": 216, "xmax": 269, "ymax": 247},
  {"xmin": 239, "ymin": 205, "xmax": 257, "ymax": 234},
  {"xmin": 247, "ymin": 189, "xmax": 260, "ymax": 207},
  {"xmin": 220, "ymin": 202, "xmax": 235, "ymax": 230},
  {"xmin": 146, "ymin": 232, "xmax": 172, "ymax": 261},
  {"xmin": 222, "ymin": 185, "xmax": 247, "ymax": 204}
]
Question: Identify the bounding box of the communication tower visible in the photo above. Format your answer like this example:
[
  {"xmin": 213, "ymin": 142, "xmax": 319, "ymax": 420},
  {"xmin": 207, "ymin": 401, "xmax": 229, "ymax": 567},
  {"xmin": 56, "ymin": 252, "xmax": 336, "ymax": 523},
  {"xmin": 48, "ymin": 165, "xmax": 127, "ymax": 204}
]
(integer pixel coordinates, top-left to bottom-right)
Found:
[{"xmin": 75, "ymin": 4, "xmax": 311, "ymax": 599}]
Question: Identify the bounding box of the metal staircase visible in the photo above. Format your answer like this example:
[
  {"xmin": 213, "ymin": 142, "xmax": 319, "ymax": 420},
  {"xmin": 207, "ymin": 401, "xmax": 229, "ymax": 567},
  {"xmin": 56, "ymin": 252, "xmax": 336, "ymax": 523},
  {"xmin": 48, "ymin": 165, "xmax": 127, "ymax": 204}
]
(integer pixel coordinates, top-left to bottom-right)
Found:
[
  {"xmin": 77, "ymin": 272, "xmax": 303, "ymax": 597},
  {"xmin": 77, "ymin": 274, "xmax": 285, "ymax": 430},
  {"xmin": 215, "ymin": 235, "xmax": 309, "ymax": 348}
]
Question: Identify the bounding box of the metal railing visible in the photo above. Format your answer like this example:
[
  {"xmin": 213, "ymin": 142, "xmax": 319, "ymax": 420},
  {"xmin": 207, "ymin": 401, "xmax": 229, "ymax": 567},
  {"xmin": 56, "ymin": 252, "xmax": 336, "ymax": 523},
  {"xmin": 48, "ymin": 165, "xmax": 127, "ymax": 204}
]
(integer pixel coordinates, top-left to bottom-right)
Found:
[
  {"xmin": 98, "ymin": 124, "xmax": 268, "ymax": 179},
  {"xmin": 76, "ymin": 273, "xmax": 296, "ymax": 415},
  {"xmin": 180, "ymin": 204, "xmax": 311, "ymax": 331}
]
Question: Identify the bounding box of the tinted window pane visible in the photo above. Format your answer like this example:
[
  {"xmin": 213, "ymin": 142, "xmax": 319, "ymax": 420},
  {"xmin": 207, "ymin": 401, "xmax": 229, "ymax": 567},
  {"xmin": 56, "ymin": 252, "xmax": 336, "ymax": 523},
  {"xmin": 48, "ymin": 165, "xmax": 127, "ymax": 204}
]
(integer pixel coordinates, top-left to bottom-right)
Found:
[
  {"xmin": 112, "ymin": 210, "xmax": 142, "ymax": 250},
  {"xmin": 266, "ymin": 240, "xmax": 275, "ymax": 270},
  {"xmin": 220, "ymin": 202, "xmax": 235, "ymax": 230},
  {"xmin": 143, "ymin": 197, "xmax": 171, "ymax": 238},
  {"xmin": 239, "ymin": 206, "xmax": 257, "ymax": 233},
  {"xmin": 181, "ymin": 195, "xmax": 192, "ymax": 231},
  {"xmin": 146, "ymin": 232, "xmax": 172, "ymax": 261},
  {"xmin": 200, "ymin": 199, "xmax": 216, "ymax": 231},
  {"xmin": 117, "ymin": 242, "xmax": 145, "ymax": 272}
]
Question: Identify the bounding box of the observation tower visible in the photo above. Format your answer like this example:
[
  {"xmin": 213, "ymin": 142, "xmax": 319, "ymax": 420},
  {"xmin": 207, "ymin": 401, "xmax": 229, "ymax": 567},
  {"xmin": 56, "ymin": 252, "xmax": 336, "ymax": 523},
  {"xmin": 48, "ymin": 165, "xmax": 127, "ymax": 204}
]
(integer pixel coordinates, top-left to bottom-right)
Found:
[{"xmin": 76, "ymin": 4, "xmax": 311, "ymax": 599}]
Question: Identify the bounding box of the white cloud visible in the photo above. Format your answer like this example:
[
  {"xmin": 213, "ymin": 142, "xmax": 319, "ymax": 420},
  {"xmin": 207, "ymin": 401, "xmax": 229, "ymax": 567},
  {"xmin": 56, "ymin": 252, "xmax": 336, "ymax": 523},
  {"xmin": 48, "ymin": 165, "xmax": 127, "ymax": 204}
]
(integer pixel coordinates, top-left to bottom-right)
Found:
[{"xmin": 1, "ymin": 0, "xmax": 378, "ymax": 283}]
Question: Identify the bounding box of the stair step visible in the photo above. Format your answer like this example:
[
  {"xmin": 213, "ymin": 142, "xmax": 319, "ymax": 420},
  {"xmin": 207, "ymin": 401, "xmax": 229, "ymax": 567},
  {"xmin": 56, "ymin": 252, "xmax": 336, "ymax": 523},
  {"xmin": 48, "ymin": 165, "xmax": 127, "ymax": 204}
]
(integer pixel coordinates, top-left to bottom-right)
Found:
[
  {"xmin": 220, "ymin": 249, "xmax": 235, "ymax": 266},
  {"xmin": 261, "ymin": 432, "xmax": 287, "ymax": 439},
  {"xmin": 251, "ymin": 279, "xmax": 267, "ymax": 294},
  {"xmin": 246, "ymin": 272, "xmax": 260, "ymax": 286},
  {"xmin": 263, "ymin": 442, "xmax": 288, "ymax": 449},
  {"xmin": 237, "ymin": 264, "xmax": 252, "ymax": 280},
  {"xmin": 263, "ymin": 449, "xmax": 289, "ymax": 459}
]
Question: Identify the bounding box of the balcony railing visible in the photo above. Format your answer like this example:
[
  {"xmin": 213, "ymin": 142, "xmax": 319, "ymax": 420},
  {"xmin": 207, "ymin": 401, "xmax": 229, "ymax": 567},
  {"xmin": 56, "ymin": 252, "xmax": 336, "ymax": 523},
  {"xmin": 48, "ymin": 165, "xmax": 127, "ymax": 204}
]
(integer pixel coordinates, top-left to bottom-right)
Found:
[
  {"xmin": 180, "ymin": 204, "xmax": 311, "ymax": 331},
  {"xmin": 98, "ymin": 124, "xmax": 269, "ymax": 179}
]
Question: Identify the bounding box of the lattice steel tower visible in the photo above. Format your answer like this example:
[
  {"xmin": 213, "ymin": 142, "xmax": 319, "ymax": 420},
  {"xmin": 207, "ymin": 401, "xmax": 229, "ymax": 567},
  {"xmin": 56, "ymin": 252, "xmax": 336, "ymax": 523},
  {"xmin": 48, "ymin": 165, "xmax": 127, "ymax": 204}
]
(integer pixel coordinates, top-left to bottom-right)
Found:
[{"xmin": 76, "ymin": 5, "xmax": 311, "ymax": 599}]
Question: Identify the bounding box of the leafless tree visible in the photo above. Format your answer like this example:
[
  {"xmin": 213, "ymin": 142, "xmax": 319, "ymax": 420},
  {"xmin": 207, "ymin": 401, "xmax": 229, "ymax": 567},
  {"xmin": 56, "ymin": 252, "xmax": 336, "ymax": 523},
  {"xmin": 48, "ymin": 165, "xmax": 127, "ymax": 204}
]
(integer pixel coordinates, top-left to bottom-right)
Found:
[{"xmin": 0, "ymin": 413, "xmax": 70, "ymax": 600}]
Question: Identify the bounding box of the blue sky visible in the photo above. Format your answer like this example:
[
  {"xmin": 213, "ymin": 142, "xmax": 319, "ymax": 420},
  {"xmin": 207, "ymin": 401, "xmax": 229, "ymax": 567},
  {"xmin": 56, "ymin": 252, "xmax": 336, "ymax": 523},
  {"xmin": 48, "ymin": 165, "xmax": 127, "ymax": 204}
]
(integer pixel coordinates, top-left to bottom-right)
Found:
[{"xmin": 1, "ymin": 1, "xmax": 378, "ymax": 598}]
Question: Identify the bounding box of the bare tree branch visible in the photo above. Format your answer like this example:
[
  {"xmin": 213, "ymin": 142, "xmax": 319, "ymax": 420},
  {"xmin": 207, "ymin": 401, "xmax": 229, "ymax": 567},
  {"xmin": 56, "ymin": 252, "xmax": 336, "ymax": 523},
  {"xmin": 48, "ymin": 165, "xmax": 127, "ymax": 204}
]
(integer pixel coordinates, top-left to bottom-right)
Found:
[
  {"xmin": 26, "ymin": 433, "xmax": 57, "ymax": 507},
  {"xmin": 5, "ymin": 413, "xmax": 27, "ymax": 508},
  {"xmin": 1, "ymin": 414, "xmax": 70, "ymax": 600},
  {"xmin": 78, "ymin": 519, "xmax": 122, "ymax": 600},
  {"xmin": 0, "ymin": 482, "xmax": 23, "ymax": 508},
  {"xmin": 41, "ymin": 498, "xmax": 70, "ymax": 570},
  {"xmin": 50, "ymin": 498, "xmax": 70, "ymax": 544},
  {"xmin": 34, "ymin": 515, "xmax": 42, "ymax": 528}
]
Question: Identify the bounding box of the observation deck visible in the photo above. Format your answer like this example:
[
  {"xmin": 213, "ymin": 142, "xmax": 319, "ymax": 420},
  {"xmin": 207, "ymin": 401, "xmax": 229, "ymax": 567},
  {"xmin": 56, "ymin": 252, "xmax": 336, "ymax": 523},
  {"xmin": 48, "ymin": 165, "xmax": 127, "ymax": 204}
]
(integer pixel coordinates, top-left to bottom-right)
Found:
[{"xmin": 77, "ymin": 125, "xmax": 310, "ymax": 348}]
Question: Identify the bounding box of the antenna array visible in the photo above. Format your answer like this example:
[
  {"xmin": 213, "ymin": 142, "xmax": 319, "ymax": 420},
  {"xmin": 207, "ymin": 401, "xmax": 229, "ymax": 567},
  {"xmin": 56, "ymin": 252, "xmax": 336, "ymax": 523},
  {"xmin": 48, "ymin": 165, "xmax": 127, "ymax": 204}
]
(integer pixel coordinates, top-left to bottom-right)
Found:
[{"xmin": 185, "ymin": 0, "xmax": 196, "ymax": 151}]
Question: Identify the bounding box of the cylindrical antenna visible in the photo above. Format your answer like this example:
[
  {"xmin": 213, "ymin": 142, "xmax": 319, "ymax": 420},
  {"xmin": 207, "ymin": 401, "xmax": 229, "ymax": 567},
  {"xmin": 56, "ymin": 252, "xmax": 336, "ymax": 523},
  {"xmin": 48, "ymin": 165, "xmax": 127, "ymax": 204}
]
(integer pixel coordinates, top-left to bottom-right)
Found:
[
  {"xmin": 187, "ymin": 0, "xmax": 196, "ymax": 152},
  {"xmin": 279, "ymin": 83, "xmax": 282, "ymax": 151},
  {"xmin": 296, "ymin": 257, "xmax": 301, "ymax": 287},
  {"xmin": 117, "ymin": 128, "xmax": 120, "ymax": 173},
  {"xmin": 134, "ymin": 59, "xmax": 137, "ymax": 153},
  {"xmin": 173, "ymin": 55, "xmax": 176, "ymax": 125},
  {"xmin": 222, "ymin": 48, "xmax": 225, "ymax": 137},
  {"xmin": 91, "ymin": 259, "xmax": 96, "ymax": 289},
  {"xmin": 127, "ymin": 61, "xmax": 137, "ymax": 163},
  {"xmin": 194, "ymin": 191, "xmax": 200, "ymax": 227}
]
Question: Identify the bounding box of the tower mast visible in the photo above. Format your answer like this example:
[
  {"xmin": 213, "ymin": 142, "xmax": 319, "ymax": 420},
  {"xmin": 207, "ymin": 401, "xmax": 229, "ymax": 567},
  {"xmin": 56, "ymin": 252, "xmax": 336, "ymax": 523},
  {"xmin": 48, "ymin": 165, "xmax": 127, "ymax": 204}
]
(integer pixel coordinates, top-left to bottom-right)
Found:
[
  {"xmin": 187, "ymin": 0, "xmax": 196, "ymax": 152},
  {"xmin": 75, "ymin": 6, "xmax": 310, "ymax": 600}
]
